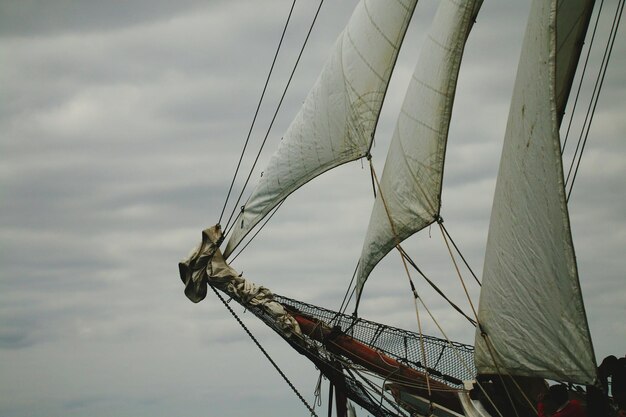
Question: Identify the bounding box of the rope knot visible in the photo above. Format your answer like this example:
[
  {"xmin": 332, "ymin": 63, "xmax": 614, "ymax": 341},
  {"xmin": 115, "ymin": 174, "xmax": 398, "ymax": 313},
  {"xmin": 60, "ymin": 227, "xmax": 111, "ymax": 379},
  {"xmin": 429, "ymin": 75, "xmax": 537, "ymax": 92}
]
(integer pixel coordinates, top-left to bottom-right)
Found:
[{"xmin": 479, "ymin": 323, "xmax": 488, "ymax": 337}]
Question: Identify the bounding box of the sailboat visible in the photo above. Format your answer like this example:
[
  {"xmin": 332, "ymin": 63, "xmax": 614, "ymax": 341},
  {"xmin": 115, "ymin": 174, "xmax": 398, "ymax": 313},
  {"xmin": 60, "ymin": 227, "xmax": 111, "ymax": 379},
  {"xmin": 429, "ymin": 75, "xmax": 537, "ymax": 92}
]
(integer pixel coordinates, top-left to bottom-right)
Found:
[{"xmin": 179, "ymin": 0, "xmax": 623, "ymax": 416}]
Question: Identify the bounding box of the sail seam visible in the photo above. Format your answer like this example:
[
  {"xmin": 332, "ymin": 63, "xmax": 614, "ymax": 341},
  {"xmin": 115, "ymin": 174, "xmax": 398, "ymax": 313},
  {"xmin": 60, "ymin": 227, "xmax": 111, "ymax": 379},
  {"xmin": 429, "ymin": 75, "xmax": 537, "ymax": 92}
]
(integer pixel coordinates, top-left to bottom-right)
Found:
[
  {"xmin": 399, "ymin": 108, "xmax": 441, "ymax": 134},
  {"xmin": 427, "ymin": 34, "xmax": 455, "ymax": 53},
  {"xmin": 446, "ymin": 0, "xmax": 464, "ymax": 9},
  {"xmin": 410, "ymin": 75, "xmax": 449, "ymax": 97},
  {"xmin": 362, "ymin": 0, "xmax": 400, "ymax": 49},
  {"xmin": 346, "ymin": 27, "xmax": 388, "ymax": 83}
]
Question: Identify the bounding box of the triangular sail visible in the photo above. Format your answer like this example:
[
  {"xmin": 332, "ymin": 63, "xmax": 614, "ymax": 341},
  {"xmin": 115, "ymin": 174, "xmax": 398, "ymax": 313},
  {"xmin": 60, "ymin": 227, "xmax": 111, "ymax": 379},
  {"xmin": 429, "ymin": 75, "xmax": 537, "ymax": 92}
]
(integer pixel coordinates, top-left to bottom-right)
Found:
[
  {"xmin": 474, "ymin": 0, "xmax": 596, "ymax": 384},
  {"xmin": 356, "ymin": 0, "xmax": 483, "ymax": 296},
  {"xmin": 224, "ymin": 0, "xmax": 418, "ymax": 258}
]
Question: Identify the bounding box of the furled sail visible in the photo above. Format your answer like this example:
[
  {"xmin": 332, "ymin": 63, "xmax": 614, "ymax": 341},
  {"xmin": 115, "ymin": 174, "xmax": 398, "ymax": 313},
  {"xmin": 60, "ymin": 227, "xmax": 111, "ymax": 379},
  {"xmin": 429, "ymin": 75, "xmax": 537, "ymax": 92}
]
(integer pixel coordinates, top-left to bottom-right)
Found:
[
  {"xmin": 224, "ymin": 0, "xmax": 418, "ymax": 258},
  {"xmin": 474, "ymin": 0, "xmax": 596, "ymax": 384},
  {"xmin": 355, "ymin": 0, "xmax": 483, "ymax": 296}
]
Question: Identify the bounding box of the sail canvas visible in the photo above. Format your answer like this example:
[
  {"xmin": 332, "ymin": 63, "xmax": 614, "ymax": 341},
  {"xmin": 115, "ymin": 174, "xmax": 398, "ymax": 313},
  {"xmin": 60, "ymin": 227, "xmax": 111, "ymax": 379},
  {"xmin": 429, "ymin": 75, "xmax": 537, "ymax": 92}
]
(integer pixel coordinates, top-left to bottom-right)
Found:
[
  {"xmin": 225, "ymin": 0, "xmax": 418, "ymax": 258},
  {"xmin": 356, "ymin": 0, "xmax": 483, "ymax": 297},
  {"xmin": 474, "ymin": 0, "xmax": 597, "ymax": 384}
]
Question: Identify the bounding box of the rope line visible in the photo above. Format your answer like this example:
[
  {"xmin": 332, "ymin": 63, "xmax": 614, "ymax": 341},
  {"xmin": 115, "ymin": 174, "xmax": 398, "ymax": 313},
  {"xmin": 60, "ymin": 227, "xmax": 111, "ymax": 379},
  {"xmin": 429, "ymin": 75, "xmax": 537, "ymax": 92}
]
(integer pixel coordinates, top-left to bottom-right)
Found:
[
  {"xmin": 410, "ymin": 289, "xmax": 506, "ymax": 417},
  {"xmin": 224, "ymin": 0, "xmax": 326, "ymax": 233},
  {"xmin": 219, "ymin": 0, "xmax": 297, "ymax": 225},
  {"xmin": 366, "ymin": 159, "xmax": 435, "ymax": 407},
  {"xmin": 439, "ymin": 221, "xmax": 481, "ymax": 286},
  {"xmin": 566, "ymin": 0, "xmax": 624, "ymax": 201},
  {"xmin": 209, "ymin": 284, "xmax": 320, "ymax": 417},
  {"xmin": 438, "ymin": 222, "xmax": 479, "ymax": 321},
  {"xmin": 397, "ymin": 245, "xmax": 477, "ymax": 326},
  {"xmin": 229, "ymin": 199, "xmax": 285, "ymax": 262},
  {"xmin": 290, "ymin": 319, "xmax": 423, "ymax": 416},
  {"xmin": 561, "ymin": 0, "xmax": 604, "ymax": 154},
  {"xmin": 478, "ymin": 332, "xmax": 523, "ymax": 417},
  {"xmin": 334, "ymin": 262, "xmax": 359, "ymax": 324},
  {"xmin": 346, "ymin": 367, "xmax": 410, "ymax": 417}
]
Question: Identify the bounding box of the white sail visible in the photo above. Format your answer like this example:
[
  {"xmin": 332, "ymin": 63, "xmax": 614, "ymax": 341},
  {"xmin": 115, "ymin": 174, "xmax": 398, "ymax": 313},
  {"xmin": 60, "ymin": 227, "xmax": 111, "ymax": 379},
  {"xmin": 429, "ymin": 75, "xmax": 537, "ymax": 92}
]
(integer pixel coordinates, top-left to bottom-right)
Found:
[
  {"xmin": 224, "ymin": 0, "xmax": 418, "ymax": 258},
  {"xmin": 474, "ymin": 0, "xmax": 596, "ymax": 384},
  {"xmin": 356, "ymin": 0, "xmax": 483, "ymax": 296}
]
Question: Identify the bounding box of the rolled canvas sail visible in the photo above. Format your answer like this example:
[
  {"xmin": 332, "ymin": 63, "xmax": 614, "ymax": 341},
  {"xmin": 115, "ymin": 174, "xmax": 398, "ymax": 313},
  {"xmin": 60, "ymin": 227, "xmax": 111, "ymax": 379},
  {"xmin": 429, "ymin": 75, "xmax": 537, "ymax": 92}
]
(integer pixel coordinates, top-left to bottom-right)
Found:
[
  {"xmin": 474, "ymin": 0, "xmax": 596, "ymax": 384},
  {"xmin": 224, "ymin": 0, "xmax": 418, "ymax": 258},
  {"xmin": 356, "ymin": 0, "xmax": 483, "ymax": 297}
]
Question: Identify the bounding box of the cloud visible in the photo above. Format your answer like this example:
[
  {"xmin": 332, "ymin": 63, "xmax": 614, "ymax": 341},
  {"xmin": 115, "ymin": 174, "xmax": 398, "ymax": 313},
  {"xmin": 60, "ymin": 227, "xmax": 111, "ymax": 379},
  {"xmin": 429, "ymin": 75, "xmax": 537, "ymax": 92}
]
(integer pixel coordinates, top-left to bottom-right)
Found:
[{"xmin": 1, "ymin": 1, "xmax": 625, "ymax": 416}]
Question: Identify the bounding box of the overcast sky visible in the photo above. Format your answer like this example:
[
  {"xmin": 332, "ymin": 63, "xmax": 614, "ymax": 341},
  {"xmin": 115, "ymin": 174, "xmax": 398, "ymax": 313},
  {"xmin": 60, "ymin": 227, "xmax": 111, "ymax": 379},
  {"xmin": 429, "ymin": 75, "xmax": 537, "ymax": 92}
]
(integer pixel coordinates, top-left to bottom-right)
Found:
[{"xmin": 1, "ymin": 1, "xmax": 625, "ymax": 416}]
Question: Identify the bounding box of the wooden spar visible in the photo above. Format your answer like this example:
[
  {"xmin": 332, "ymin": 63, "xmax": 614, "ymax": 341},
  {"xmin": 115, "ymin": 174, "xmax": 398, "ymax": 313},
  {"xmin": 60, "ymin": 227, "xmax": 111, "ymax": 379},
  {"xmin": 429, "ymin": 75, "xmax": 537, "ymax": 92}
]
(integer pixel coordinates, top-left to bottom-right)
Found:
[
  {"xmin": 291, "ymin": 312, "xmax": 464, "ymax": 414},
  {"xmin": 291, "ymin": 312, "xmax": 451, "ymax": 391}
]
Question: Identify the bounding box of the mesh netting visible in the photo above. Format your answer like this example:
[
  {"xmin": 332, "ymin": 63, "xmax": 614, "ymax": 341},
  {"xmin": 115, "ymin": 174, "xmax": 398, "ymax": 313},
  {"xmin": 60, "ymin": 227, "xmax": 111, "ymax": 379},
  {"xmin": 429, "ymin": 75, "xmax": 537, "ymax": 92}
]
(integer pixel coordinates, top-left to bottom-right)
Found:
[
  {"xmin": 275, "ymin": 295, "xmax": 476, "ymax": 387},
  {"xmin": 232, "ymin": 288, "xmax": 476, "ymax": 417}
]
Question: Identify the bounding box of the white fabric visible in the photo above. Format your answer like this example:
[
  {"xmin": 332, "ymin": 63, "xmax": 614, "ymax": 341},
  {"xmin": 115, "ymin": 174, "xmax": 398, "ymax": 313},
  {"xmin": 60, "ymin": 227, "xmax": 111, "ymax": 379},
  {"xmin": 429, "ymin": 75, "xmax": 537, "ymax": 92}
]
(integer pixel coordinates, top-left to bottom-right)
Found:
[
  {"xmin": 179, "ymin": 226, "xmax": 301, "ymax": 337},
  {"xmin": 224, "ymin": 0, "xmax": 417, "ymax": 258},
  {"xmin": 356, "ymin": 0, "xmax": 483, "ymax": 296},
  {"xmin": 474, "ymin": 0, "xmax": 596, "ymax": 384}
]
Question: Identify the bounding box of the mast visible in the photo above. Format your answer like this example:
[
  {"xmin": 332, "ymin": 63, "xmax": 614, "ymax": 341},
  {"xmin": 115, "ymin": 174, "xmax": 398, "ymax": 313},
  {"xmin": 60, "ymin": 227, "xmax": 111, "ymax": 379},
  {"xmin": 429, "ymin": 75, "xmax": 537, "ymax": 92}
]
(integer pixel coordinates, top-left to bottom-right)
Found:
[{"xmin": 474, "ymin": 0, "xmax": 597, "ymax": 384}]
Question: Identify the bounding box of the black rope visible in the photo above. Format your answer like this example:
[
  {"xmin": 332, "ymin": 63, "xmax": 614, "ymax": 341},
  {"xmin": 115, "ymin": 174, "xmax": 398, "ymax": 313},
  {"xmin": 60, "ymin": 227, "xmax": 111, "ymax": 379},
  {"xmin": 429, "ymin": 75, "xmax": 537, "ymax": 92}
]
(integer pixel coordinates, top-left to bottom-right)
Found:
[
  {"xmin": 219, "ymin": 0, "xmax": 297, "ymax": 225},
  {"xmin": 345, "ymin": 367, "xmax": 410, "ymax": 417},
  {"xmin": 224, "ymin": 0, "xmax": 326, "ymax": 233},
  {"xmin": 566, "ymin": 0, "xmax": 624, "ymax": 201},
  {"xmin": 367, "ymin": 155, "xmax": 377, "ymax": 199},
  {"xmin": 209, "ymin": 284, "xmax": 320, "ymax": 417},
  {"xmin": 561, "ymin": 0, "xmax": 604, "ymax": 154},
  {"xmin": 335, "ymin": 262, "xmax": 359, "ymax": 323},
  {"xmin": 397, "ymin": 245, "xmax": 477, "ymax": 327},
  {"xmin": 438, "ymin": 220, "xmax": 481, "ymax": 287},
  {"xmin": 327, "ymin": 381, "xmax": 334, "ymax": 417},
  {"xmin": 229, "ymin": 199, "xmax": 286, "ymax": 262}
]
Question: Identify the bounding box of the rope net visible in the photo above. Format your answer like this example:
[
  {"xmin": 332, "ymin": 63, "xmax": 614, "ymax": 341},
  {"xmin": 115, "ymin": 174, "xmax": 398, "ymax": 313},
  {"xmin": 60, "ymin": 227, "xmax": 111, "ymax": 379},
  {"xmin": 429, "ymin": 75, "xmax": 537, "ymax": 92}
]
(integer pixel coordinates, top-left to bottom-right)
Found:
[
  {"xmin": 275, "ymin": 295, "xmax": 476, "ymax": 386},
  {"xmin": 236, "ymin": 291, "xmax": 476, "ymax": 417}
]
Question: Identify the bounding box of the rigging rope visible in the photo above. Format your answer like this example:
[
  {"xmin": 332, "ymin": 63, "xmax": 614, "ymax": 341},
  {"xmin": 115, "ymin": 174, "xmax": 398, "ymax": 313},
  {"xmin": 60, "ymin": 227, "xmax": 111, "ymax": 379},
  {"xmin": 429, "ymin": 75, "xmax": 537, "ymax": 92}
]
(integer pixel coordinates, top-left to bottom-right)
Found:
[
  {"xmin": 365, "ymin": 159, "xmax": 435, "ymax": 409},
  {"xmin": 224, "ymin": 0, "xmax": 326, "ymax": 233},
  {"xmin": 228, "ymin": 199, "xmax": 285, "ymax": 262},
  {"xmin": 477, "ymin": 332, "xmax": 523, "ymax": 417},
  {"xmin": 345, "ymin": 367, "xmax": 410, "ymax": 417},
  {"xmin": 361, "ymin": 158, "xmax": 509, "ymax": 416},
  {"xmin": 334, "ymin": 262, "xmax": 359, "ymax": 323},
  {"xmin": 566, "ymin": 0, "xmax": 624, "ymax": 201},
  {"xmin": 363, "ymin": 159, "xmax": 477, "ymax": 325},
  {"xmin": 561, "ymin": 0, "xmax": 604, "ymax": 154},
  {"xmin": 209, "ymin": 284, "xmax": 320, "ymax": 417},
  {"xmin": 438, "ymin": 222, "xmax": 479, "ymax": 322},
  {"xmin": 412, "ymin": 294, "xmax": 506, "ymax": 417},
  {"xmin": 397, "ymin": 245, "xmax": 477, "ymax": 326},
  {"xmin": 438, "ymin": 221, "xmax": 481, "ymax": 286},
  {"xmin": 219, "ymin": 0, "xmax": 297, "ymax": 226},
  {"xmin": 291, "ymin": 313, "xmax": 414, "ymax": 416}
]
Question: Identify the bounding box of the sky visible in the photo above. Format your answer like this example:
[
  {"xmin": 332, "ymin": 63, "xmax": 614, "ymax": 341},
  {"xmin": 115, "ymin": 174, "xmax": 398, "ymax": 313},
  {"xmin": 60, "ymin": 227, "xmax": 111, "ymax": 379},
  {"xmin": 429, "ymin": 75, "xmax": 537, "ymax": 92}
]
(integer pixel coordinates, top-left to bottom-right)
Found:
[{"xmin": 1, "ymin": 1, "xmax": 625, "ymax": 416}]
